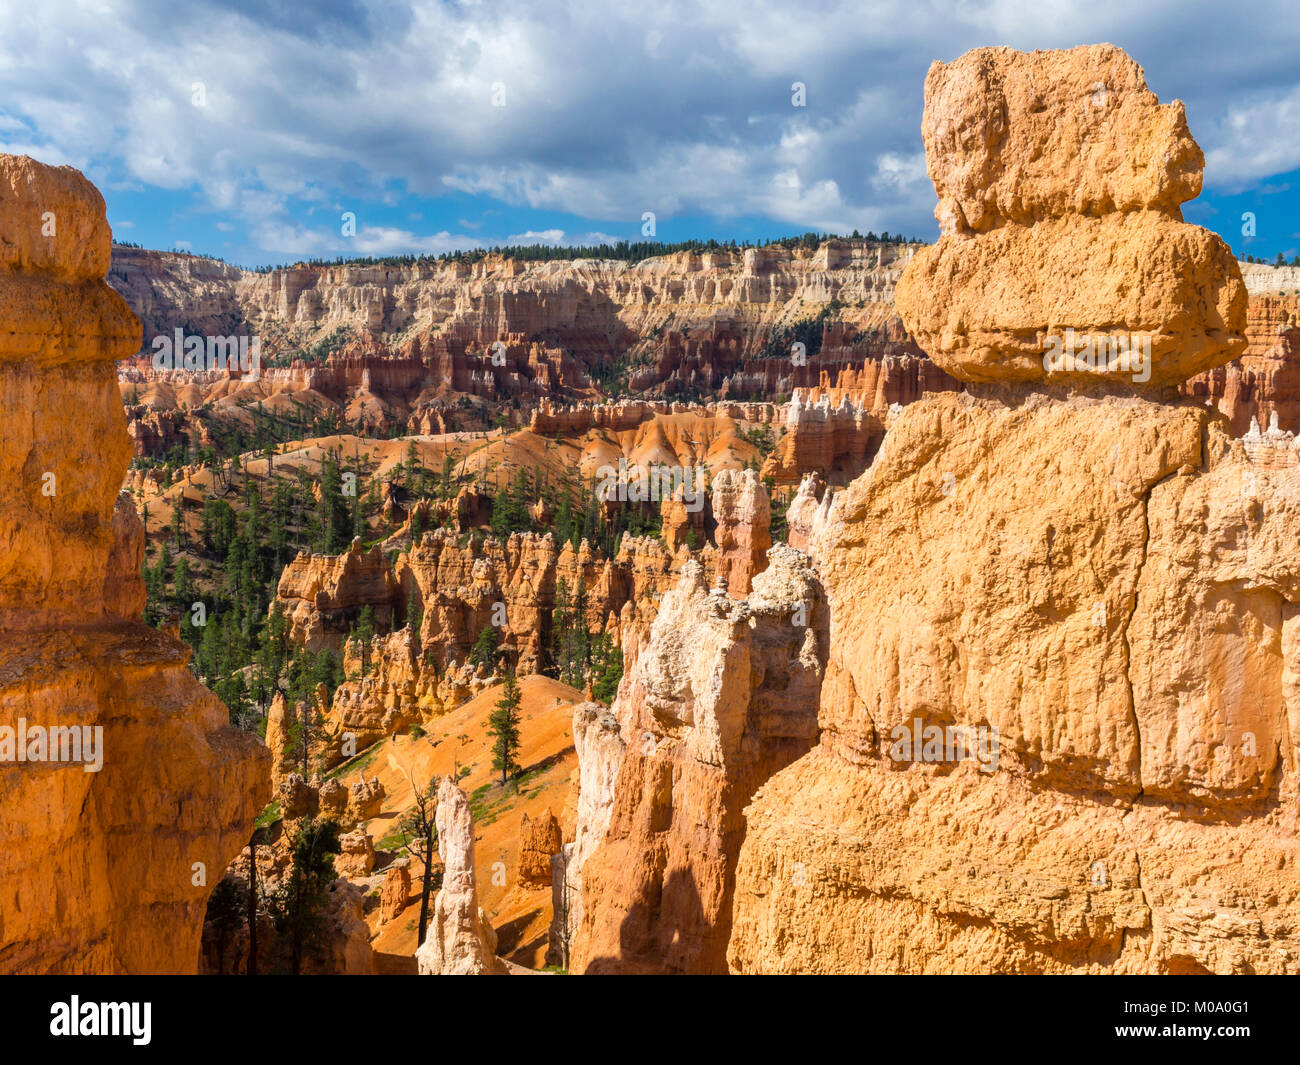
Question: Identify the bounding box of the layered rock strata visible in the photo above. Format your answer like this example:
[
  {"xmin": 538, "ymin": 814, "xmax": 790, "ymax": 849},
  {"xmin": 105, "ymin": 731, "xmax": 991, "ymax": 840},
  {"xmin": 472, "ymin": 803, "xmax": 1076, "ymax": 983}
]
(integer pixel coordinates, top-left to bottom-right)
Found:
[
  {"xmin": 0, "ymin": 154, "xmax": 268, "ymax": 974},
  {"xmin": 730, "ymin": 45, "xmax": 1300, "ymax": 975}
]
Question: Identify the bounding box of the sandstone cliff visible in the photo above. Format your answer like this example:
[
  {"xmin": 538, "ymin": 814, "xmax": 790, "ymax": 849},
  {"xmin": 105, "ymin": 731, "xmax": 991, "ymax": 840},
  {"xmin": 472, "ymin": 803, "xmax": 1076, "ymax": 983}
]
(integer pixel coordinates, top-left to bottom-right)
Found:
[
  {"xmin": 730, "ymin": 45, "xmax": 1300, "ymax": 975},
  {"xmin": 110, "ymin": 240, "xmax": 919, "ymax": 369},
  {"xmin": 0, "ymin": 155, "xmax": 268, "ymax": 974},
  {"xmin": 1182, "ymin": 294, "xmax": 1300, "ymax": 435}
]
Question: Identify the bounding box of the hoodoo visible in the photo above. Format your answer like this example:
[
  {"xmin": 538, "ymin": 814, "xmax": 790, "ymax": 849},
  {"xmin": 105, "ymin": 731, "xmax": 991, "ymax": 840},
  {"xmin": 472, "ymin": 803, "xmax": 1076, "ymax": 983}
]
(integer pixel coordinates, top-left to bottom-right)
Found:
[
  {"xmin": 571, "ymin": 549, "xmax": 827, "ymax": 973},
  {"xmin": 728, "ymin": 45, "xmax": 1300, "ymax": 974},
  {"xmin": 0, "ymin": 155, "xmax": 269, "ymax": 973}
]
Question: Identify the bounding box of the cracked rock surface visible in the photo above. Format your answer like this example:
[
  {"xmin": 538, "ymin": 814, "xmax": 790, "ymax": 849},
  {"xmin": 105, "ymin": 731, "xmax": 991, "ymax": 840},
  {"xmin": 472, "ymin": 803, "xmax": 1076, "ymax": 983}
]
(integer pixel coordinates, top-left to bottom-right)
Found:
[{"xmin": 728, "ymin": 46, "xmax": 1300, "ymax": 974}]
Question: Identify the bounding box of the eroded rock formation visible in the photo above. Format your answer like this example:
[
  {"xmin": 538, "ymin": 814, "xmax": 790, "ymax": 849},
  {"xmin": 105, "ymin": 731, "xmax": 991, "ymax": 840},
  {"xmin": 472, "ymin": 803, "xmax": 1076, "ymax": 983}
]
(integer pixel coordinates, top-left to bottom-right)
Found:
[
  {"xmin": 571, "ymin": 549, "xmax": 827, "ymax": 973},
  {"xmin": 415, "ymin": 777, "xmax": 505, "ymax": 975},
  {"xmin": 0, "ymin": 154, "xmax": 268, "ymax": 974},
  {"xmin": 274, "ymin": 527, "xmax": 689, "ymax": 678},
  {"xmin": 547, "ymin": 702, "xmax": 625, "ymax": 969},
  {"xmin": 379, "ymin": 860, "xmax": 412, "ymax": 925},
  {"xmin": 709, "ymin": 468, "xmax": 771, "ymax": 596},
  {"xmin": 276, "ymin": 539, "xmax": 398, "ymax": 653},
  {"xmin": 783, "ymin": 473, "xmax": 833, "ymax": 555},
  {"xmin": 729, "ymin": 45, "xmax": 1300, "ymax": 975},
  {"xmin": 518, "ymin": 809, "xmax": 562, "ymax": 886},
  {"xmin": 894, "ymin": 45, "xmax": 1245, "ymax": 387}
]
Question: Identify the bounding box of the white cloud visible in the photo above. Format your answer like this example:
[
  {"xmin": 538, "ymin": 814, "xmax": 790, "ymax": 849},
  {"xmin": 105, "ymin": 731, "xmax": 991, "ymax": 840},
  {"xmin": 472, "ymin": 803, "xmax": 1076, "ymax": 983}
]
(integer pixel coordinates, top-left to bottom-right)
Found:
[
  {"xmin": 1204, "ymin": 87, "xmax": 1300, "ymax": 187},
  {"xmin": 873, "ymin": 152, "xmax": 928, "ymax": 192},
  {"xmin": 506, "ymin": 229, "xmax": 567, "ymax": 243},
  {"xmin": 0, "ymin": 0, "xmax": 1296, "ymax": 261},
  {"xmin": 504, "ymin": 229, "xmax": 625, "ymax": 246},
  {"xmin": 252, "ymin": 220, "xmax": 484, "ymax": 258}
]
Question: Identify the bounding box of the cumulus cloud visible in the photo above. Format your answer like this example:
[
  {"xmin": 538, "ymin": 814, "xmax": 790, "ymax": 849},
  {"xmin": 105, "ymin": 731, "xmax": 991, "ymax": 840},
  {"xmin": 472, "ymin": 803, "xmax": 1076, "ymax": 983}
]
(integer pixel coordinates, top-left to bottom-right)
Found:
[
  {"xmin": 1205, "ymin": 87, "xmax": 1300, "ymax": 187},
  {"xmin": 251, "ymin": 220, "xmax": 484, "ymax": 258},
  {"xmin": 0, "ymin": 0, "xmax": 1296, "ymax": 260}
]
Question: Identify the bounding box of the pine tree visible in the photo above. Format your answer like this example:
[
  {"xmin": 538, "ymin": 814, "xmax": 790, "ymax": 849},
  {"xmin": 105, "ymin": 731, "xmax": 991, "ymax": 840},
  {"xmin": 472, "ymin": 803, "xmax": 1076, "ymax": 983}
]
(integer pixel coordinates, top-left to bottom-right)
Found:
[
  {"xmin": 315, "ymin": 451, "xmax": 351, "ymax": 553},
  {"xmin": 549, "ymin": 577, "xmax": 572, "ymax": 680},
  {"xmin": 269, "ymin": 817, "xmax": 342, "ymax": 975},
  {"xmin": 407, "ymin": 586, "xmax": 423, "ymax": 644},
  {"xmin": 257, "ymin": 602, "xmax": 289, "ymax": 712},
  {"xmin": 398, "ymin": 776, "xmax": 441, "ymax": 946},
  {"xmin": 173, "ymin": 555, "xmax": 194, "ymax": 610},
  {"xmin": 487, "ymin": 672, "xmax": 523, "ymax": 785},
  {"xmin": 205, "ymin": 876, "xmax": 244, "ymax": 976},
  {"xmin": 591, "ymin": 633, "xmax": 623, "ymax": 704},
  {"xmin": 470, "ymin": 625, "xmax": 500, "ymax": 670},
  {"xmin": 405, "ymin": 440, "xmax": 425, "ymax": 494},
  {"xmin": 352, "ymin": 605, "xmax": 376, "ymax": 677}
]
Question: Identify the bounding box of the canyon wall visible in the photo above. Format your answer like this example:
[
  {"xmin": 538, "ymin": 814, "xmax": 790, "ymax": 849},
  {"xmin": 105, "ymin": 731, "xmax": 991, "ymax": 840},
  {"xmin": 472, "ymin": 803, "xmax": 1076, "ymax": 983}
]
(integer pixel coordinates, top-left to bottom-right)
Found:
[
  {"xmin": 274, "ymin": 527, "xmax": 691, "ymax": 673},
  {"xmin": 1182, "ymin": 294, "xmax": 1300, "ymax": 435},
  {"xmin": 0, "ymin": 155, "xmax": 268, "ymax": 974},
  {"xmin": 110, "ymin": 237, "xmax": 942, "ymax": 459},
  {"xmin": 112, "ymin": 211, "xmax": 1300, "ymax": 468},
  {"xmin": 110, "ymin": 240, "xmax": 920, "ymax": 365},
  {"xmin": 730, "ymin": 45, "xmax": 1300, "ymax": 975}
]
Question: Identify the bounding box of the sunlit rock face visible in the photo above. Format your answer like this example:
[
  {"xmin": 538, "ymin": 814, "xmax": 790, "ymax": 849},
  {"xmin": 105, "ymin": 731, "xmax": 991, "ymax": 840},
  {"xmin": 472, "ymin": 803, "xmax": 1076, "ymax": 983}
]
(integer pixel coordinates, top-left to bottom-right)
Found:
[
  {"xmin": 415, "ymin": 778, "xmax": 505, "ymax": 975},
  {"xmin": 571, "ymin": 550, "xmax": 826, "ymax": 974},
  {"xmin": 729, "ymin": 47, "xmax": 1300, "ymax": 976},
  {"xmin": 894, "ymin": 44, "xmax": 1246, "ymax": 388},
  {"xmin": 0, "ymin": 154, "xmax": 268, "ymax": 974}
]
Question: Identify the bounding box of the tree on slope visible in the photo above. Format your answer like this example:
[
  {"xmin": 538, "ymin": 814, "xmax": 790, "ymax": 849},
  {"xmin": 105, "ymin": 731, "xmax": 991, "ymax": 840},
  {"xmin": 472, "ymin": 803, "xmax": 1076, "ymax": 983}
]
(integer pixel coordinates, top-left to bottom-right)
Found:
[
  {"xmin": 270, "ymin": 816, "xmax": 342, "ymax": 975},
  {"xmin": 488, "ymin": 672, "xmax": 523, "ymax": 785},
  {"xmin": 398, "ymin": 776, "xmax": 441, "ymax": 946}
]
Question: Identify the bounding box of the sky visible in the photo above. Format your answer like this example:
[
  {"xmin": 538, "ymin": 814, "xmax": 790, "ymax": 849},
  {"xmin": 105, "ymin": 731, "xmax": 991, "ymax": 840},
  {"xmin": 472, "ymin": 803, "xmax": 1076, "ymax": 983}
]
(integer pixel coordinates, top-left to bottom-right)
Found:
[{"xmin": 1, "ymin": 0, "xmax": 1298, "ymax": 268}]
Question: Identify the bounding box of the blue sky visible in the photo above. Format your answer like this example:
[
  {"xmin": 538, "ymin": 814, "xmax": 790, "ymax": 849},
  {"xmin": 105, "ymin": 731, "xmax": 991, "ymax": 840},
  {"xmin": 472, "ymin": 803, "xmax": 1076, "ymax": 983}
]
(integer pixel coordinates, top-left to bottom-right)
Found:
[{"xmin": 2, "ymin": 0, "xmax": 1298, "ymax": 268}]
